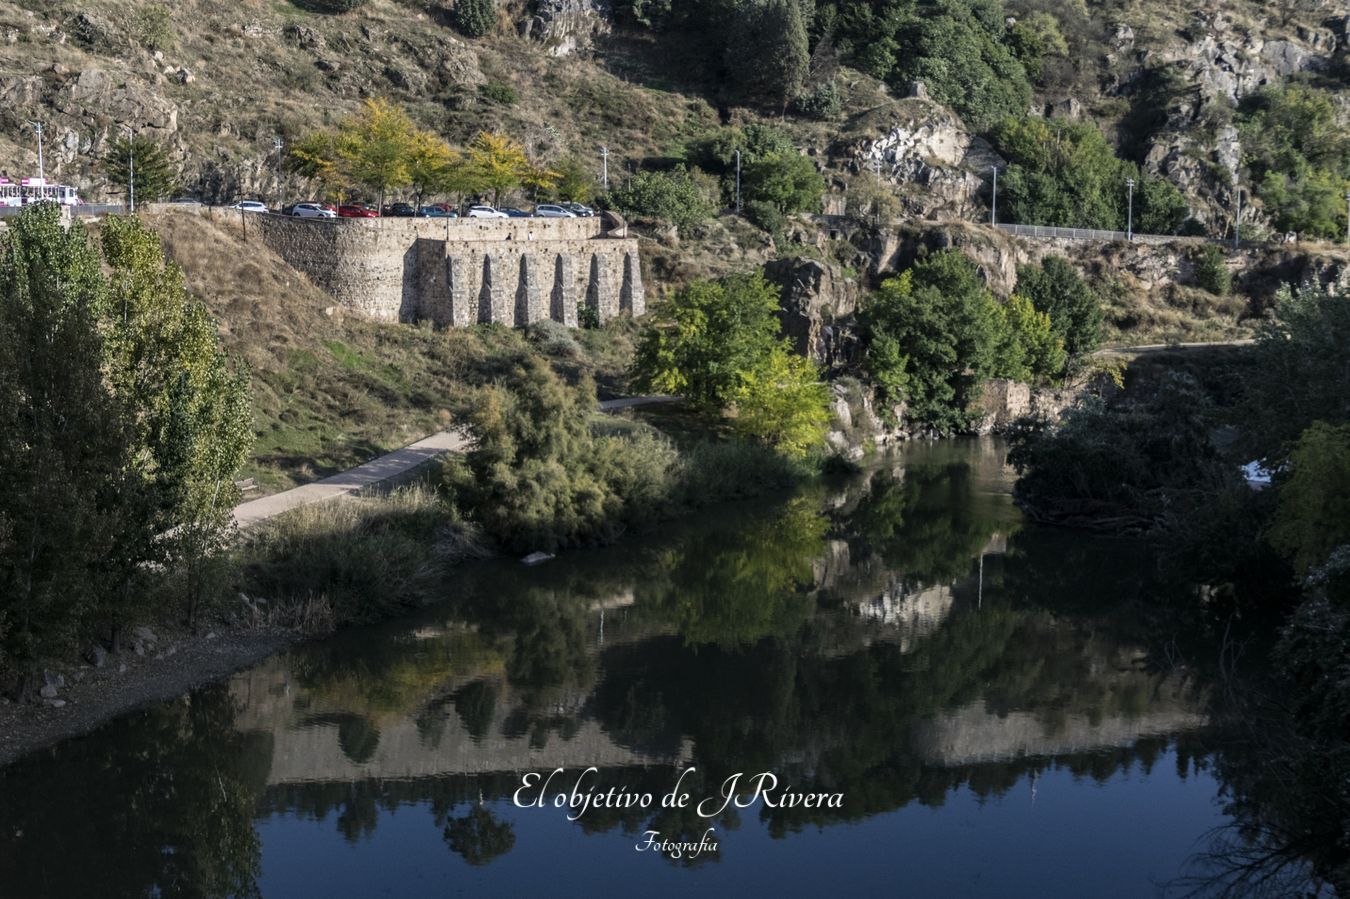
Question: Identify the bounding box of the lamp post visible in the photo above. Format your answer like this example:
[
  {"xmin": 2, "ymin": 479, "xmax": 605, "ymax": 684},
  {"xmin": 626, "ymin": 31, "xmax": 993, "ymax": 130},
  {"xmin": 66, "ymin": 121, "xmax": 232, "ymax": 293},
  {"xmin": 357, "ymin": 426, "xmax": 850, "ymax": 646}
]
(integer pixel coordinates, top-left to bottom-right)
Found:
[
  {"xmin": 599, "ymin": 145, "xmax": 609, "ymax": 191},
  {"xmin": 123, "ymin": 126, "xmax": 136, "ymax": 214},
  {"xmin": 735, "ymin": 149, "xmax": 742, "ymax": 215},
  {"xmin": 1126, "ymin": 177, "xmax": 1135, "ymax": 241},
  {"xmin": 990, "ymin": 165, "xmax": 997, "ymax": 227},
  {"xmin": 27, "ymin": 121, "xmax": 44, "ymax": 182}
]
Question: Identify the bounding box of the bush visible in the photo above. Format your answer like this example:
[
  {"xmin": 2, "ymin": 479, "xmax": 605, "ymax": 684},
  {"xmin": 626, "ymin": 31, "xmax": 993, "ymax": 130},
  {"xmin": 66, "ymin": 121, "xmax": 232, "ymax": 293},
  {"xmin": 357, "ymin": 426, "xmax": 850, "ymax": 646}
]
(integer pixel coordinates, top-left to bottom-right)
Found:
[
  {"xmin": 795, "ymin": 80, "xmax": 842, "ymax": 119},
  {"xmin": 610, "ymin": 166, "xmax": 713, "ymax": 230},
  {"xmin": 238, "ymin": 486, "xmax": 464, "ymax": 627},
  {"xmin": 741, "ymin": 151, "xmax": 824, "ymax": 216},
  {"xmin": 291, "ymin": 0, "xmax": 368, "ymax": 11},
  {"xmin": 1191, "ymin": 244, "xmax": 1232, "ymax": 296},
  {"xmin": 744, "ymin": 200, "xmax": 786, "ymax": 235},
  {"xmin": 1007, "ymin": 373, "xmax": 1237, "ymax": 531},
  {"xmin": 452, "ymin": 0, "xmax": 496, "ymax": 37},
  {"xmin": 443, "ymin": 357, "xmax": 679, "ymax": 552},
  {"xmin": 480, "ymin": 81, "xmax": 518, "ymax": 105}
]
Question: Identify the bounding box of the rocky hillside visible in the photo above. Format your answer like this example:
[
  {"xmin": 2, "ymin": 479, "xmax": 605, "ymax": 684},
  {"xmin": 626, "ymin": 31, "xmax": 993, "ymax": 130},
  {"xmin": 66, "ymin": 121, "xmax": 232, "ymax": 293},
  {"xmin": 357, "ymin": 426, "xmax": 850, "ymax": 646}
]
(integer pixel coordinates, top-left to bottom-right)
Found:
[{"xmin": 2, "ymin": 0, "xmax": 1346, "ymax": 345}]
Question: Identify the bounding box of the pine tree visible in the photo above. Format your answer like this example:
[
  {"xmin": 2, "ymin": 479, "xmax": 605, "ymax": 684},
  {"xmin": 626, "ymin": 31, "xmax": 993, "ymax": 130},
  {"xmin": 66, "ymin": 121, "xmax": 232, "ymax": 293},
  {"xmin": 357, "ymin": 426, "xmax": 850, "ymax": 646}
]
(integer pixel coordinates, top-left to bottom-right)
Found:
[
  {"xmin": 452, "ymin": 0, "xmax": 496, "ymax": 38},
  {"xmin": 105, "ymin": 135, "xmax": 179, "ymax": 205}
]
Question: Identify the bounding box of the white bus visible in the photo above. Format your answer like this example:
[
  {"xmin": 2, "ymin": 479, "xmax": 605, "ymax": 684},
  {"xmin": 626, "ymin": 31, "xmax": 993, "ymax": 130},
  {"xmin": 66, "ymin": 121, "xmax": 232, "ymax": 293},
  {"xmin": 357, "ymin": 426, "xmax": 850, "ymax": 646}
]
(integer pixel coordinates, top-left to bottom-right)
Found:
[{"xmin": 0, "ymin": 178, "xmax": 81, "ymax": 207}]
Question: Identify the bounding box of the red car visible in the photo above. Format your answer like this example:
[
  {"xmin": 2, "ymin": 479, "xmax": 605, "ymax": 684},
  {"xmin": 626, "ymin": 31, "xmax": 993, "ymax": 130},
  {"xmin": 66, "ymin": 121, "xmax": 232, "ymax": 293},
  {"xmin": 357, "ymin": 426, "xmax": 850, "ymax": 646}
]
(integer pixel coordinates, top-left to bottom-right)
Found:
[{"xmin": 338, "ymin": 204, "xmax": 380, "ymax": 218}]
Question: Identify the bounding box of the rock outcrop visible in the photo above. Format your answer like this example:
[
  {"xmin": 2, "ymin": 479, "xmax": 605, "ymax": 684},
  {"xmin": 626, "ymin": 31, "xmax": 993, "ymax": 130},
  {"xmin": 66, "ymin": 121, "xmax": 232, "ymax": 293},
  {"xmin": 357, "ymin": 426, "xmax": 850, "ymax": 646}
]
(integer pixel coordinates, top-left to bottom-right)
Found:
[{"xmin": 519, "ymin": 0, "xmax": 612, "ymax": 56}]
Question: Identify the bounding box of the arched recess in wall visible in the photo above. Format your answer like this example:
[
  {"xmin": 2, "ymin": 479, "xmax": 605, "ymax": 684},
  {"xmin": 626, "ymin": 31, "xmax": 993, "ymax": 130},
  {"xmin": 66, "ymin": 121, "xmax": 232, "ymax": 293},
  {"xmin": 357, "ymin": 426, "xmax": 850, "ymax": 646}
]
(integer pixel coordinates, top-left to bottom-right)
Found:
[
  {"xmin": 585, "ymin": 254, "xmax": 605, "ymax": 323},
  {"xmin": 477, "ymin": 254, "xmax": 496, "ymax": 324}
]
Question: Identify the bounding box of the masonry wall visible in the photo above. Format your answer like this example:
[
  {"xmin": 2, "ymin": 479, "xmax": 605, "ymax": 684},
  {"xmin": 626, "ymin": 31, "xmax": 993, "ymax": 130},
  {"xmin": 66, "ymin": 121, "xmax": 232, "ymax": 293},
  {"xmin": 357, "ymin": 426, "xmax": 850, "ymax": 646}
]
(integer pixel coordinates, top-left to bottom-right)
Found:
[{"xmin": 255, "ymin": 215, "xmax": 645, "ymax": 326}]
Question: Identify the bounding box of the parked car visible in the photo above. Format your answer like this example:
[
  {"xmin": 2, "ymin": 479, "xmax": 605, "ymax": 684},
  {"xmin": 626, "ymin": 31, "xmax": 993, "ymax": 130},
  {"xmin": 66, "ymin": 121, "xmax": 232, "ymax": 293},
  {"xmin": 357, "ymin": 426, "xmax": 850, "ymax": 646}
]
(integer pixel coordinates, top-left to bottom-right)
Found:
[
  {"xmin": 382, "ymin": 202, "xmax": 417, "ymax": 217},
  {"xmin": 499, "ymin": 207, "xmax": 532, "ymax": 218},
  {"xmin": 229, "ymin": 200, "xmax": 268, "ymax": 213},
  {"xmin": 562, "ymin": 202, "xmax": 596, "ymax": 217},
  {"xmin": 337, "ymin": 204, "xmax": 380, "ymax": 218},
  {"xmin": 289, "ymin": 202, "xmax": 337, "ymax": 219},
  {"xmin": 417, "ymin": 206, "xmax": 457, "ymax": 217},
  {"xmin": 534, "ymin": 204, "xmax": 577, "ymax": 218},
  {"xmin": 467, "ymin": 205, "xmax": 508, "ymax": 218}
]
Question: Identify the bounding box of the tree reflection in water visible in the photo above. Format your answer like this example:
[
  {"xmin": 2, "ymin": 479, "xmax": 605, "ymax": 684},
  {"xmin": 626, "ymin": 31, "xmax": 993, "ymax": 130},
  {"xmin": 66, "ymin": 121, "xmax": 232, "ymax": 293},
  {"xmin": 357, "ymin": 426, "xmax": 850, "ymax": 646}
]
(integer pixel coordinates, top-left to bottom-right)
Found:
[{"xmin": 0, "ymin": 440, "xmax": 1338, "ymax": 894}]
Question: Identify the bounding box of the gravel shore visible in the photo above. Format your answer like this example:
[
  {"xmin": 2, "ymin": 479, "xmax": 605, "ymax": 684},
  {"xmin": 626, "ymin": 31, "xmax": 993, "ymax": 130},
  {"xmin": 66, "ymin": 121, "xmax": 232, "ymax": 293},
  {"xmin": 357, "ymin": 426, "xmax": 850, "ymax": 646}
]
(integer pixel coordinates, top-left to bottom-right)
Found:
[{"xmin": 0, "ymin": 628, "xmax": 298, "ymax": 767}]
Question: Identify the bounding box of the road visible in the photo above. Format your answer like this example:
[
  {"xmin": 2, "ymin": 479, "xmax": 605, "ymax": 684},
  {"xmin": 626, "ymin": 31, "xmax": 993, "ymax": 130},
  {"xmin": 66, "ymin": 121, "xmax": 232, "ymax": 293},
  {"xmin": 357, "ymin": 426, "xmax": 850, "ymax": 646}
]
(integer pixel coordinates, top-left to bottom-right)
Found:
[{"xmin": 231, "ymin": 396, "xmax": 679, "ymax": 528}]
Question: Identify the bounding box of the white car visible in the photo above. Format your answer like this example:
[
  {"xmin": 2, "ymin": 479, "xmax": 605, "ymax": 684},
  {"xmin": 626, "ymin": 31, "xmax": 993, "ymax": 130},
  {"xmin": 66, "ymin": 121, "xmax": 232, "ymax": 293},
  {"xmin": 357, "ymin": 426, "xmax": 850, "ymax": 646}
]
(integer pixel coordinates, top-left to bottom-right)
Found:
[
  {"xmin": 291, "ymin": 203, "xmax": 336, "ymax": 219},
  {"xmin": 229, "ymin": 200, "xmax": 268, "ymax": 213},
  {"xmin": 534, "ymin": 204, "xmax": 577, "ymax": 218},
  {"xmin": 467, "ymin": 205, "xmax": 508, "ymax": 218}
]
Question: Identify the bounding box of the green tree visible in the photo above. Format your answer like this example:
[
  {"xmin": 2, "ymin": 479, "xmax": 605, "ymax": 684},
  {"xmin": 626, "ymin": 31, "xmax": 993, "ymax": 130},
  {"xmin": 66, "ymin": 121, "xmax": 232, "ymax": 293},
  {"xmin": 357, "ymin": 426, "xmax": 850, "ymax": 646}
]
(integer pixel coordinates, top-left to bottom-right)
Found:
[
  {"xmin": 610, "ymin": 167, "xmax": 712, "ymax": 230},
  {"xmin": 730, "ymin": 347, "xmax": 830, "ymax": 457},
  {"xmin": 1013, "ymin": 256, "xmax": 1102, "ymax": 365},
  {"xmin": 633, "ymin": 271, "xmax": 782, "ymax": 413},
  {"xmin": 724, "ymin": 0, "xmax": 810, "ymax": 110},
  {"xmin": 443, "ymin": 357, "xmax": 678, "ymax": 552},
  {"xmin": 551, "ymin": 156, "xmax": 597, "ymax": 203},
  {"xmin": 100, "ymin": 216, "xmax": 253, "ymax": 629},
  {"xmin": 0, "ymin": 206, "xmax": 124, "ymax": 679},
  {"xmin": 1237, "ymin": 84, "xmax": 1350, "ymax": 240},
  {"xmin": 860, "ymin": 251, "xmax": 999, "ymax": 432},
  {"xmin": 105, "ymin": 135, "xmax": 179, "ymax": 205},
  {"xmin": 1268, "ymin": 422, "xmax": 1350, "ymax": 575},
  {"xmin": 741, "ymin": 151, "xmax": 824, "ymax": 216},
  {"xmin": 452, "ymin": 0, "xmax": 496, "ymax": 37},
  {"xmin": 991, "ymin": 294, "xmax": 1066, "ymax": 383}
]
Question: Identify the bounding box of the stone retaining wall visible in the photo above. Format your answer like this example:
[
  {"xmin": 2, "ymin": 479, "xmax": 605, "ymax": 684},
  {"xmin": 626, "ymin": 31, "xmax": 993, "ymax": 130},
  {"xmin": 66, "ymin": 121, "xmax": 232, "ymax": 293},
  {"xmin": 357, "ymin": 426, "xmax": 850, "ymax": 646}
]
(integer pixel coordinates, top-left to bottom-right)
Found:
[{"xmin": 255, "ymin": 215, "xmax": 644, "ymax": 326}]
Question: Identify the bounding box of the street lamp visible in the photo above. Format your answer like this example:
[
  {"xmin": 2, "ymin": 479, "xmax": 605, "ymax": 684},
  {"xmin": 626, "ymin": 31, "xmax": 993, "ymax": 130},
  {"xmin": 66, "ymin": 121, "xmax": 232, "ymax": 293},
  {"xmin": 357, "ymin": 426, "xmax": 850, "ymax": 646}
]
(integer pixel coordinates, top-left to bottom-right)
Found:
[
  {"xmin": 599, "ymin": 145, "xmax": 609, "ymax": 191},
  {"xmin": 990, "ymin": 165, "xmax": 998, "ymax": 226},
  {"xmin": 27, "ymin": 121, "xmax": 44, "ymax": 182},
  {"xmin": 123, "ymin": 126, "xmax": 136, "ymax": 214},
  {"xmin": 735, "ymin": 149, "xmax": 742, "ymax": 215},
  {"xmin": 1126, "ymin": 177, "xmax": 1135, "ymax": 241}
]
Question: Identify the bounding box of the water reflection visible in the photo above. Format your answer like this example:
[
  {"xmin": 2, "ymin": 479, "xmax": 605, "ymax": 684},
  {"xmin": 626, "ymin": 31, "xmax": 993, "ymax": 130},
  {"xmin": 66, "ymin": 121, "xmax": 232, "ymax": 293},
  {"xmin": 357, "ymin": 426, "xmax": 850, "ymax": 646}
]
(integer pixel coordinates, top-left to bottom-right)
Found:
[{"xmin": 0, "ymin": 439, "xmax": 1321, "ymax": 896}]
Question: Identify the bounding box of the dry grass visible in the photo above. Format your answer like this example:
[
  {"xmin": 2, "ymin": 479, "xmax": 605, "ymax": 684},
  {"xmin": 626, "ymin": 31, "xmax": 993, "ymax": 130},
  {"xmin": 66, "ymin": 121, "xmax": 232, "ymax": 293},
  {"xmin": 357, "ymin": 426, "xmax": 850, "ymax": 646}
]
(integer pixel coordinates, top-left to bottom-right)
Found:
[{"xmin": 145, "ymin": 209, "xmax": 636, "ymax": 492}]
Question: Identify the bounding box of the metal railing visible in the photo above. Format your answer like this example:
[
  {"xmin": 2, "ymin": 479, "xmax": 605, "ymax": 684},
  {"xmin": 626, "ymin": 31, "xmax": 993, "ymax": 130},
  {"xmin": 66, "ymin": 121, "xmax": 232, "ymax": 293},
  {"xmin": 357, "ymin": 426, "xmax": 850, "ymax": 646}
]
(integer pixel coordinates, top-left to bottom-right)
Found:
[{"xmin": 996, "ymin": 223, "xmax": 1129, "ymax": 242}]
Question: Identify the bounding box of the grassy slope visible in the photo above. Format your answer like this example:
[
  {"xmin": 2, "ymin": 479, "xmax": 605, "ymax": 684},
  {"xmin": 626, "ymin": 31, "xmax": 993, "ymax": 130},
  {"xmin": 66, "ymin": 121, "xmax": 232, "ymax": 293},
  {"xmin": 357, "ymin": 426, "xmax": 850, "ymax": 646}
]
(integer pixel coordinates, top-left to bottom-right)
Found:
[{"xmin": 146, "ymin": 209, "xmax": 636, "ymax": 492}]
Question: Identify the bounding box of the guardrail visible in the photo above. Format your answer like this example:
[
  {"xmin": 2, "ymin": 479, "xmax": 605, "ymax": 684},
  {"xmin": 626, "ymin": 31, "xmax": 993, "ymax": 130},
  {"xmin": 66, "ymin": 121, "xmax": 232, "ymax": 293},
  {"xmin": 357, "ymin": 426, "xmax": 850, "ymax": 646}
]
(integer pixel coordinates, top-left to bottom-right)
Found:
[{"xmin": 996, "ymin": 223, "xmax": 1129, "ymax": 241}]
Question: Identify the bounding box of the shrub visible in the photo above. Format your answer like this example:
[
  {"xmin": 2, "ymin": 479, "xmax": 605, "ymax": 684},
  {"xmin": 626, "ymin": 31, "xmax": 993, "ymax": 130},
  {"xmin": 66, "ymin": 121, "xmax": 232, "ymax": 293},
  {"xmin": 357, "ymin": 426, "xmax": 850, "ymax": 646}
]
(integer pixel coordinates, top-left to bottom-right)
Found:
[
  {"xmin": 741, "ymin": 151, "xmax": 824, "ymax": 216},
  {"xmin": 442, "ymin": 357, "xmax": 679, "ymax": 552},
  {"xmin": 610, "ymin": 166, "xmax": 713, "ymax": 230},
  {"xmin": 238, "ymin": 486, "xmax": 462, "ymax": 626},
  {"xmin": 1007, "ymin": 373, "xmax": 1238, "ymax": 531},
  {"xmin": 744, "ymin": 199, "xmax": 786, "ymax": 235},
  {"xmin": 480, "ymin": 81, "xmax": 518, "ymax": 105},
  {"xmin": 291, "ymin": 0, "xmax": 368, "ymax": 11},
  {"xmin": 1191, "ymin": 244, "xmax": 1232, "ymax": 296},
  {"xmin": 794, "ymin": 79, "xmax": 842, "ymax": 119},
  {"xmin": 452, "ymin": 0, "xmax": 496, "ymax": 38}
]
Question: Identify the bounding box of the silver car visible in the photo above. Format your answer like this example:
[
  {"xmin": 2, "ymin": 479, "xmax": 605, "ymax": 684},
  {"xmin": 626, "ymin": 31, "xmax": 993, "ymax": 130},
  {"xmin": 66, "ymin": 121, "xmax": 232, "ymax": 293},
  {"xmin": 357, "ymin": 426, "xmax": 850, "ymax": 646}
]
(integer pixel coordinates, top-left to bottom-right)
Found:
[
  {"xmin": 291, "ymin": 203, "xmax": 336, "ymax": 219},
  {"xmin": 467, "ymin": 205, "xmax": 508, "ymax": 218},
  {"xmin": 229, "ymin": 200, "xmax": 268, "ymax": 213},
  {"xmin": 534, "ymin": 204, "xmax": 577, "ymax": 218}
]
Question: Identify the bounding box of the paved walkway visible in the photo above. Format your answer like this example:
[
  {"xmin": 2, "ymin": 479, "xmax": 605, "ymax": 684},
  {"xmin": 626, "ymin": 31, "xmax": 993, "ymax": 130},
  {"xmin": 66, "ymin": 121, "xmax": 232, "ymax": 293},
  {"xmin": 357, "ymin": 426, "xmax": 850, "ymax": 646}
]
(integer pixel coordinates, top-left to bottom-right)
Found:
[{"xmin": 232, "ymin": 396, "xmax": 678, "ymax": 528}]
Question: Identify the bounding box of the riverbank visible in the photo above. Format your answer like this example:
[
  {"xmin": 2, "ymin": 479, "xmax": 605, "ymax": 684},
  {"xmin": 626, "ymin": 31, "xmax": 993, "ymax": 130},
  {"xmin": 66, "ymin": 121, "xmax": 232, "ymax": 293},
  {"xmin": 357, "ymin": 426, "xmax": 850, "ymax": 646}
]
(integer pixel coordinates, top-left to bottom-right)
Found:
[{"xmin": 0, "ymin": 626, "xmax": 297, "ymax": 767}]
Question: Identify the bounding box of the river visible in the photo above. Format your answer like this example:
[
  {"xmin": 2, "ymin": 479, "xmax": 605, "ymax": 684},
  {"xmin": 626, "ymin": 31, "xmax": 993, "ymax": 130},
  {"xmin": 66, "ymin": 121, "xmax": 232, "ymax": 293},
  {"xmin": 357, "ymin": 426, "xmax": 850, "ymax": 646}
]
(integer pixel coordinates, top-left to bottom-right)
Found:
[{"xmin": 0, "ymin": 439, "xmax": 1320, "ymax": 897}]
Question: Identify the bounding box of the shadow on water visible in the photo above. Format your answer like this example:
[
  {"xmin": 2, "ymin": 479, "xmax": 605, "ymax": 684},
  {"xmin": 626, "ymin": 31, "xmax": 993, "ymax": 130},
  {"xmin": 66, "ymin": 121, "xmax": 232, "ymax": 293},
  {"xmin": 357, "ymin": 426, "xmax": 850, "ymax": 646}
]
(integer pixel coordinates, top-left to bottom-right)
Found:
[{"xmin": 0, "ymin": 438, "xmax": 1333, "ymax": 896}]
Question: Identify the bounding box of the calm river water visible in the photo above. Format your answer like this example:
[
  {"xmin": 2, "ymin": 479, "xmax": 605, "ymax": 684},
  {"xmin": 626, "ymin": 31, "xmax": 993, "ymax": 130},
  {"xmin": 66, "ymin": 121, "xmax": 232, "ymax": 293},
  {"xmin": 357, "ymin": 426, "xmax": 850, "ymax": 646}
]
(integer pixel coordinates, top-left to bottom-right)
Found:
[{"xmin": 0, "ymin": 440, "xmax": 1310, "ymax": 897}]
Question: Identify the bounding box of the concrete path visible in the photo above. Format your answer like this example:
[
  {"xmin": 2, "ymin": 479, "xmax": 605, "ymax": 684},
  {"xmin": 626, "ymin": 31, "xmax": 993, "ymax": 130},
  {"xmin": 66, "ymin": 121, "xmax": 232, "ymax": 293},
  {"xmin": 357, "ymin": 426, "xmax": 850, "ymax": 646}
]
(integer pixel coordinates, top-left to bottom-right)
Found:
[{"xmin": 232, "ymin": 396, "xmax": 678, "ymax": 529}]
